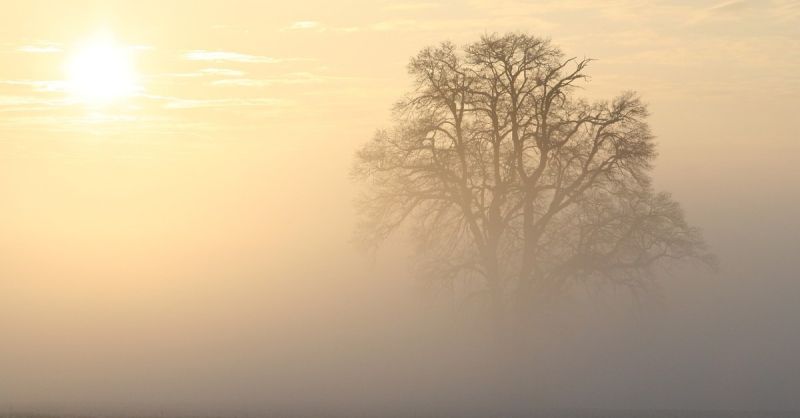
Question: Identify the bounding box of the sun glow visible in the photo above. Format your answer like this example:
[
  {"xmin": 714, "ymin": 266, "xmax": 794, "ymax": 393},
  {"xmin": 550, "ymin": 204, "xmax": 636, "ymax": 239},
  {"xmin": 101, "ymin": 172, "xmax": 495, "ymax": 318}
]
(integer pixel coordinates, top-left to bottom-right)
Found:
[{"xmin": 65, "ymin": 35, "xmax": 139, "ymax": 104}]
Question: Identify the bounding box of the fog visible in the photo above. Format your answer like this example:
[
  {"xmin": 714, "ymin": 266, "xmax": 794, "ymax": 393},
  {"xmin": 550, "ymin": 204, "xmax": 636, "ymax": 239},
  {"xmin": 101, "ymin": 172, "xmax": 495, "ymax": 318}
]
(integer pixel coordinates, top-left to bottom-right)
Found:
[{"xmin": 1, "ymin": 1, "xmax": 799, "ymax": 416}]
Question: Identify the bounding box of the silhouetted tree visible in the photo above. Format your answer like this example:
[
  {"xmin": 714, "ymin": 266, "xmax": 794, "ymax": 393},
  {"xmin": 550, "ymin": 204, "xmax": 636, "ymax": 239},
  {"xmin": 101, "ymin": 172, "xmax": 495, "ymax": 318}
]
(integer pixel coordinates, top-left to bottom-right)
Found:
[{"xmin": 353, "ymin": 33, "xmax": 713, "ymax": 320}]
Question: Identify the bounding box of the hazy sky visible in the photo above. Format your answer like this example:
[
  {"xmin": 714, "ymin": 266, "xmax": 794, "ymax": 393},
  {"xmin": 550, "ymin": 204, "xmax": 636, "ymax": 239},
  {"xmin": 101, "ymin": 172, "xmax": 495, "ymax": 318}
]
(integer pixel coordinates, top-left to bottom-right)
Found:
[{"xmin": 1, "ymin": 0, "xmax": 798, "ymax": 414}]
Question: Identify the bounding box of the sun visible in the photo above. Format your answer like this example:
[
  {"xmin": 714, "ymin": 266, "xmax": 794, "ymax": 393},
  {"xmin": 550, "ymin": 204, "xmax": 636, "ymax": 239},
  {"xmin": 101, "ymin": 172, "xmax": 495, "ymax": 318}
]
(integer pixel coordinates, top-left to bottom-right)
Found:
[{"xmin": 65, "ymin": 34, "xmax": 140, "ymax": 104}]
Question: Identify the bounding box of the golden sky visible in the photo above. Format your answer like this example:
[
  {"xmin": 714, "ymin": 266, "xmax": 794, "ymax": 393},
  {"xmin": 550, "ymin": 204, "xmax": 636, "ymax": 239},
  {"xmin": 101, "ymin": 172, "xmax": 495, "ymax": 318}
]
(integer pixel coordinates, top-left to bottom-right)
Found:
[
  {"xmin": 1, "ymin": 0, "xmax": 796, "ymax": 267},
  {"xmin": 1, "ymin": 0, "xmax": 799, "ymax": 411},
  {"xmin": 2, "ymin": 0, "xmax": 798, "ymax": 132}
]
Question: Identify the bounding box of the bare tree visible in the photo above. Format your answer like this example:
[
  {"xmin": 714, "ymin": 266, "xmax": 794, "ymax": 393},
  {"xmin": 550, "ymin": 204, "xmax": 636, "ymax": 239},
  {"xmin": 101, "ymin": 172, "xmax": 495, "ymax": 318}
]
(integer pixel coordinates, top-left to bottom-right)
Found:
[{"xmin": 353, "ymin": 33, "xmax": 713, "ymax": 321}]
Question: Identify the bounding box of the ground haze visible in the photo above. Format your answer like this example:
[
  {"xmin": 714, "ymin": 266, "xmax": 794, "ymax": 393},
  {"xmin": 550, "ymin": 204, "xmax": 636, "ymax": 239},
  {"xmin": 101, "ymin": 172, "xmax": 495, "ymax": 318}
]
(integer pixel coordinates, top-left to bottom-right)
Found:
[{"xmin": 0, "ymin": 0, "xmax": 798, "ymax": 415}]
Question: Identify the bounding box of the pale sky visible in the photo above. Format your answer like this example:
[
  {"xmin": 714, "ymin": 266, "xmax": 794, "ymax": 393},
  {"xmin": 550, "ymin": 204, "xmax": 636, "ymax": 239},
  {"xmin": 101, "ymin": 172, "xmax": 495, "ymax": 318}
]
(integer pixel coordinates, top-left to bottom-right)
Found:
[{"xmin": 1, "ymin": 0, "xmax": 799, "ymax": 413}]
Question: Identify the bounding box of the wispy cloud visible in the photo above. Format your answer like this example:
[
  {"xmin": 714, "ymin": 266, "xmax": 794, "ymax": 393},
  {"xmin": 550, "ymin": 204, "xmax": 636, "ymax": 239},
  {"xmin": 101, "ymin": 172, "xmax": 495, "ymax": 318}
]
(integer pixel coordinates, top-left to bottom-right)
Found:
[
  {"xmin": 384, "ymin": 1, "xmax": 440, "ymax": 11},
  {"xmin": 183, "ymin": 50, "xmax": 286, "ymax": 63},
  {"xmin": 18, "ymin": 42, "xmax": 61, "ymax": 53},
  {"xmin": 210, "ymin": 72, "xmax": 338, "ymax": 87},
  {"xmin": 707, "ymin": 0, "xmax": 751, "ymax": 15},
  {"xmin": 285, "ymin": 21, "xmax": 322, "ymax": 30},
  {"xmin": 161, "ymin": 97, "xmax": 286, "ymax": 109},
  {"xmin": 771, "ymin": 0, "xmax": 800, "ymax": 20},
  {"xmin": 200, "ymin": 68, "xmax": 246, "ymax": 77},
  {"xmin": 287, "ymin": 14, "xmax": 556, "ymax": 34},
  {"xmin": 0, "ymin": 95, "xmax": 73, "ymax": 111},
  {"xmin": 0, "ymin": 80, "xmax": 67, "ymax": 92},
  {"xmin": 466, "ymin": 0, "xmax": 649, "ymax": 21},
  {"xmin": 688, "ymin": 0, "xmax": 753, "ymax": 24},
  {"xmin": 366, "ymin": 15, "xmax": 556, "ymax": 32}
]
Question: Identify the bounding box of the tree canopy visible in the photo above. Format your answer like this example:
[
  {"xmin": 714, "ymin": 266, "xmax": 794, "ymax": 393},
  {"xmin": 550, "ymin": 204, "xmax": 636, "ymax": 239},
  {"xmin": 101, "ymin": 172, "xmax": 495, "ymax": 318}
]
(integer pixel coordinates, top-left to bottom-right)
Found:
[{"xmin": 353, "ymin": 33, "xmax": 713, "ymax": 319}]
